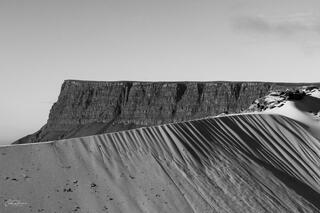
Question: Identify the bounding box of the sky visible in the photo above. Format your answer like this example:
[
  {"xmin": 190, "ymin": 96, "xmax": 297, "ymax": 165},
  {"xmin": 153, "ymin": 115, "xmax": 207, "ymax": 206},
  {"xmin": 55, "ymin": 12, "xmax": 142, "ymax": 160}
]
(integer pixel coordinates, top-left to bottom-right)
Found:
[{"xmin": 1, "ymin": 0, "xmax": 320, "ymax": 145}]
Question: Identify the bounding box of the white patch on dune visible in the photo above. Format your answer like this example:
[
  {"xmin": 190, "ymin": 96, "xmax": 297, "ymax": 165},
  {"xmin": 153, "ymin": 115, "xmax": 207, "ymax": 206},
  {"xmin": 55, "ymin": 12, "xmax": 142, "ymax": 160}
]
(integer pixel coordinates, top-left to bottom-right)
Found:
[
  {"xmin": 265, "ymin": 90, "xmax": 320, "ymax": 139},
  {"xmin": 308, "ymin": 89, "xmax": 320, "ymax": 98}
]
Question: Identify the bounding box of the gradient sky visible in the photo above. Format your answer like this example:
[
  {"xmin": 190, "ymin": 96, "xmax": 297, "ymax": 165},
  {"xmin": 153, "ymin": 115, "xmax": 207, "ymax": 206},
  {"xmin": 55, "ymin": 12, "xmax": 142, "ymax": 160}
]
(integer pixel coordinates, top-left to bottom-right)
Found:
[{"xmin": 1, "ymin": 0, "xmax": 320, "ymax": 145}]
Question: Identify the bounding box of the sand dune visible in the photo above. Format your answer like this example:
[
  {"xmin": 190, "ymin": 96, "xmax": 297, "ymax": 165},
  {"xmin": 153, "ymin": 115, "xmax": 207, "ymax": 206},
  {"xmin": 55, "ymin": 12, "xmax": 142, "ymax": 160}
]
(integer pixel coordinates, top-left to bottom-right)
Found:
[
  {"xmin": 1, "ymin": 112, "xmax": 320, "ymax": 212},
  {"xmin": 265, "ymin": 88, "xmax": 320, "ymax": 139}
]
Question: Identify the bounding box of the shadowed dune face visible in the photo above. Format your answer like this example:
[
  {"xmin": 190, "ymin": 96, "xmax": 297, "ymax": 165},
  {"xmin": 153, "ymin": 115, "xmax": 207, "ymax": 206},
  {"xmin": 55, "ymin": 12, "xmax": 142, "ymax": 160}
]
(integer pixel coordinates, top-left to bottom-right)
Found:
[
  {"xmin": 1, "ymin": 114, "xmax": 320, "ymax": 212},
  {"xmin": 295, "ymin": 95, "xmax": 320, "ymax": 112}
]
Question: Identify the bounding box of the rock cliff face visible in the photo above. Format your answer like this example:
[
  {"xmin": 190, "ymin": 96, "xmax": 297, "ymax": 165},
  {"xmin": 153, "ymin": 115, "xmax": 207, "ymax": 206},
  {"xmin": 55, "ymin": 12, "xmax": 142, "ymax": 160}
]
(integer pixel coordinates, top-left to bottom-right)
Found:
[{"xmin": 14, "ymin": 80, "xmax": 320, "ymax": 144}]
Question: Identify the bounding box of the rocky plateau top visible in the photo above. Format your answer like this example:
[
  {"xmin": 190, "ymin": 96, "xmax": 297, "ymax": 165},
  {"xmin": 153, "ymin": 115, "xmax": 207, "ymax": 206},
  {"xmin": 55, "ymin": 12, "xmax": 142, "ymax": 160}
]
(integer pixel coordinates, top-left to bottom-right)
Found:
[{"xmin": 14, "ymin": 80, "xmax": 320, "ymax": 144}]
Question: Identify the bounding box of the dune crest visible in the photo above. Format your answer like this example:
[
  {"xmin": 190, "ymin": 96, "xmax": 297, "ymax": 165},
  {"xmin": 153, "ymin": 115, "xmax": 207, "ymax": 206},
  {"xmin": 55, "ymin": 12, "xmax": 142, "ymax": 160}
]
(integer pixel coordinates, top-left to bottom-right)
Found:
[{"xmin": 1, "ymin": 113, "xmax": 320, "ymax": 212}]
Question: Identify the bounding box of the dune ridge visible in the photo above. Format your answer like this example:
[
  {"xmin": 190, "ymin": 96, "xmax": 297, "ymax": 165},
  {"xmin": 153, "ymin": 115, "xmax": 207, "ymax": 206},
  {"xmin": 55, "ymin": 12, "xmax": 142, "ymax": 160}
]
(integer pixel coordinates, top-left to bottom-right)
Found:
[{"xmin": 1, "ymin": 113, "xmax": 320, "ymax": 212}]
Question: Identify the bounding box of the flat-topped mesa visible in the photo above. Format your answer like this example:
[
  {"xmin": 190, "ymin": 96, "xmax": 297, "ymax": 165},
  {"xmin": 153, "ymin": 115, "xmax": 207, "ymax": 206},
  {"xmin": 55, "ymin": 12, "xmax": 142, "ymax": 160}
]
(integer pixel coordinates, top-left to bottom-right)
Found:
[{"xmin": 14, "ymin": 80, "xmax": 320, "ymax": 144}]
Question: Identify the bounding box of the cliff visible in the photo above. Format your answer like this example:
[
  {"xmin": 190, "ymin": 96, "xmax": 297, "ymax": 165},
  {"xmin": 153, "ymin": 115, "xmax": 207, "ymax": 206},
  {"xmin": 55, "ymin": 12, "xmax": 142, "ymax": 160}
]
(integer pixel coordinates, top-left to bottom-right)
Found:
[{"xmin": 14, "ymin": 80, "xmax": 320, "ymax": 144}]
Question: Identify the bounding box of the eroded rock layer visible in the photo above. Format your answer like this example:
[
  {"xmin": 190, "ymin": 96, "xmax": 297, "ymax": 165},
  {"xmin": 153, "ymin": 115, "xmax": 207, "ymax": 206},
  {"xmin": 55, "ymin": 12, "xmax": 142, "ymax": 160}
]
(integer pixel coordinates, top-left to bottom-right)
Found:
[{"xmin": 15, "ymin": 80, "xmax": 319, "ymax": 144}]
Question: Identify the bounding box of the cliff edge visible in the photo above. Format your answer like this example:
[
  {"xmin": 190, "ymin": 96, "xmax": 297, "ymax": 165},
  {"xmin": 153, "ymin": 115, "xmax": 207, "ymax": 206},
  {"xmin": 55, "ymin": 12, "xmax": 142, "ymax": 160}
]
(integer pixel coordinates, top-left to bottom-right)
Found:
[{"xmin": 14, "ymin": 80, "xmax": 320, "ymax": 144}]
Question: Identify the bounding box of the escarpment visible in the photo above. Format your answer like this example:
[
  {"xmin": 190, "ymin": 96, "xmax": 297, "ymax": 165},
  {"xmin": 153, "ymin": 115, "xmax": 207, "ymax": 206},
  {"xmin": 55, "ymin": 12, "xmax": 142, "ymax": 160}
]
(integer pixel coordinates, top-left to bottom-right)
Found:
[{"xmin": 14, "ymin": 80, "xmax": 320, "ymax": 144}]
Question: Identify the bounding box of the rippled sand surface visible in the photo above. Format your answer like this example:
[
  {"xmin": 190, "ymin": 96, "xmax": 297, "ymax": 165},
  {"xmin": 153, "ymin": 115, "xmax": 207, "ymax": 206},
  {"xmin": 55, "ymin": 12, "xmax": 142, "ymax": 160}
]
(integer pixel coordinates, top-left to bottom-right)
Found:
[{"xmin": 1, "ymin": 113, "xmax": 320, "ymax": 212}]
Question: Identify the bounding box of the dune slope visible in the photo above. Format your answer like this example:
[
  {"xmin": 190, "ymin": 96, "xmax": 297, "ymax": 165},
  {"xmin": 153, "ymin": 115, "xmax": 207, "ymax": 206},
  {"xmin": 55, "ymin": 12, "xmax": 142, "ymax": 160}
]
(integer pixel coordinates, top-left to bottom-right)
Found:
[{"xmin": 1, "ymin": 113, "xmax": 320, "ymax": 212}]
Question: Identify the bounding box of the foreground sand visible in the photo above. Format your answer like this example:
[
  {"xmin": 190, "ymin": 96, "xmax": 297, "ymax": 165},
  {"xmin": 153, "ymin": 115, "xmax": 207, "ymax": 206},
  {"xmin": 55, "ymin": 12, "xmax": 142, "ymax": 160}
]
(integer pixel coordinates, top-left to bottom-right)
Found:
[{"xmin": 1, "ymin": 113, "xmax": 320, "ymax": 212}]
